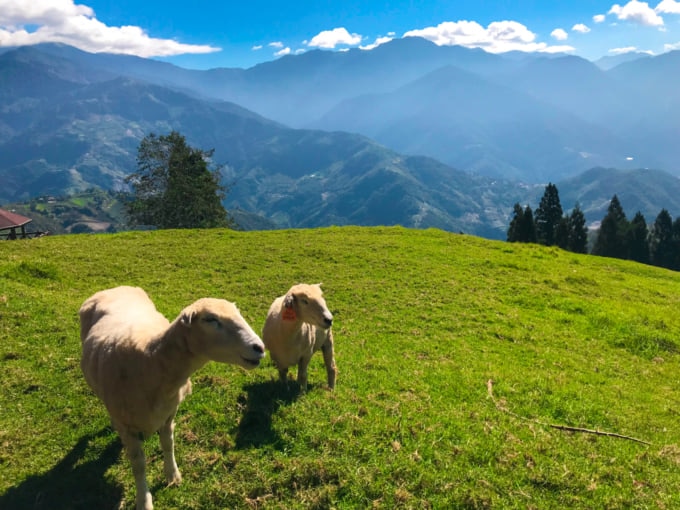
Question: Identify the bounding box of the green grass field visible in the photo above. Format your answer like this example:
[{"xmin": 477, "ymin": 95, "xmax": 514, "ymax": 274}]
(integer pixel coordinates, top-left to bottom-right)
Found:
[{"xmin": 1, "ymin": 226, "xmax": 680, "ymax": 509}]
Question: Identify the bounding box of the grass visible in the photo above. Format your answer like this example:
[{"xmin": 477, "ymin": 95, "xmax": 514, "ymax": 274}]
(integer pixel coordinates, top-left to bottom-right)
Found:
[{"xmin": 1, "ymin": 226, "xmax": 680, "ymax": 509}]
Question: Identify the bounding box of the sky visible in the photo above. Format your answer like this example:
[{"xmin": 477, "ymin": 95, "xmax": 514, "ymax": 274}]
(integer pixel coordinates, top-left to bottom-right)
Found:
[{"xmin": 2, "ymin": 0, "xmax": 680, "ymax": 69}]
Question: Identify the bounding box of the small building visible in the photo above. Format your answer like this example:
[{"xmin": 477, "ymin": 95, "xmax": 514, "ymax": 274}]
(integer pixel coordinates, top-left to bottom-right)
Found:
[{"xmin": 0, "ymin": 208, "xmax": 38, "ymax": 240}]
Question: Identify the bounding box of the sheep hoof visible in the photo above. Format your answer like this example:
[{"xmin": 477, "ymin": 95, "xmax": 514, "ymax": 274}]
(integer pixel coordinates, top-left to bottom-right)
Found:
[
  {"xmin": 165, "ymin": 469, "xmax": 182, "ymax": 486},
  {"xmin": 137, "ymin": 492, "xmax": 153, "ymax": 510}
]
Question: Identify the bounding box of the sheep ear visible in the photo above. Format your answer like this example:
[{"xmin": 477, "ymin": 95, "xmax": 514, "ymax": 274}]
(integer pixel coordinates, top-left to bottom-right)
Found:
[
  {"xmin": 283, "ymin": 293, "xmax": 295, "ymax": 309},
  {"xmin": 180, "ymin": 309, "xmax": 197, "ymax": 326}
]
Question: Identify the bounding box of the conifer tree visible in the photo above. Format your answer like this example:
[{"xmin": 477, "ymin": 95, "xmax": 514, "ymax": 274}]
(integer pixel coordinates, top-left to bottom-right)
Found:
[
  {"xmin": 672, "ymin": 217, "xmax": 680, "ymax": 271},
  {"xmin": 592, "ymin": 195, "xmax": 629, "ymax": 259},
  {"xmin": 534, "ymin": 183, "xmax": 563, "ymax": 246},
  {"xmin": 555, "ymin": 217, "xmax": 570, "ymax": 250},
  {"xmin": 507, "ymin": 203, "xmax": 524, "ymax": 242},
  {"xmin": 649, "ymin": 209, "xmax": 674, "ymax": 269},
  {"xmin": 520, "ymin": 205, "xmax": 537, "ymax": 243},
  {"xmin": 125, "ymin": 131, "xmax": 233, "ymax": 229},
  {"xmin": 567, "ymin": 203, "xmax": 589, "ymax": 254},
  {"xmin": 627, "ymin": 211, "xmax": 649, "ymax": 264}
]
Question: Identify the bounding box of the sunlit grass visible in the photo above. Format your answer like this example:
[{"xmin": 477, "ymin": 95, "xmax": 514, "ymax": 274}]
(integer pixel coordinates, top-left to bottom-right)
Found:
[{"xmin": 1, "ymin": 226, "xmax": 680, "ymax": 509}]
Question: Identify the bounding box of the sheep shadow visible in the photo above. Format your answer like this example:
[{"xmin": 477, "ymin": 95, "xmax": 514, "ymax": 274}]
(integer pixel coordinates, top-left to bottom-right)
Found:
[
  {"xmin": 234, "ymin": 378, "xmax": 309, "ymax": 449},
  {"xmin": 0, "ymin": 427, "xmax": 123, "ymax": 510}
]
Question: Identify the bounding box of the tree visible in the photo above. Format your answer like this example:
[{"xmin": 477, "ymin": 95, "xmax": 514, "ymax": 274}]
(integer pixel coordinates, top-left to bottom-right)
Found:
[
  {"xmin": 672, "ymin": 217, "xmax": 680, "ymax": 270},
  {"xmin": 555, "ymin": 217, "xmax": 570, "ymax": 250},
  {"xmin": 507, "ymin": 204, "xmax": 536, "ymax": 243},
  {"xmin": 649, "ymin": 209, "xmax": 674, "ymax": 269},
  {"xmin": 626, "ymin": 211, "xmax": 649, "ymax": 264},
  {"xmin": 507, "ymin": 203, "xmax": 523, "ymax": 242},
  {"xmin": 567, "ymin": 203, "xmax": 589, "ymax": 254},
  {"xmin": 125, "ymin": 131, "xmax": 233, "ymax": 229},
  {"xmin": 592, "ymin": 195, "xmax": 628, "ymax": 259},
  {"xmin": 519, "ymin": 205, "xmax": 537, "ymax": 243},
  {"xmin": 534, "ymin": 183, "xmax": 563, "ymax": 246}
]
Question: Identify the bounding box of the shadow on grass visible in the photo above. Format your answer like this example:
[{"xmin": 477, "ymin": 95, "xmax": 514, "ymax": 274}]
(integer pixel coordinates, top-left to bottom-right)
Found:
[
  {"xmin": 234, "ymin": 378, "xmax": 304, "ymax": 449},
  {"xmin": 0, "ymin": 428, "xmax": 123, "ymax": 510}
]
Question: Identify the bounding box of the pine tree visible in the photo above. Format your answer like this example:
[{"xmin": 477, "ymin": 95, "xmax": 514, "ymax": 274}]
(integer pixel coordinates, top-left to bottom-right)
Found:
[
  {"xmin": 125, "ymin": 131, "xmax": 233, "ymax": 229},
  {"xmin": 672, "ymin": 217, "xmax": 680, "ymax": 271},
  {"xmin": 567, "ymin": 203, "xmax": 589, "ymax": 254},
  {"xmin": 592, "ymin": 195, "xmax": 629, "ymax": 259},
  {"xmin": 555, "ymin": 217, "xmax": 570, "ymax": 250},
  {"xmin": 507, "ymin": 203, "xmax": 524, "ymax": 242},
  {"xmin": 649, "ymin": 209, "xmax": 674, "ymax": 269},
  {"xmin": 627, "ymin": 211, "xmax": 649, "ymax": 264},
  {"xmin": 519, "ymin": 205, "xmax": 537, "ymax": 243},
  {"xmin": 534, "ymin": 183, "xmax": 563, "ymax": 246}
]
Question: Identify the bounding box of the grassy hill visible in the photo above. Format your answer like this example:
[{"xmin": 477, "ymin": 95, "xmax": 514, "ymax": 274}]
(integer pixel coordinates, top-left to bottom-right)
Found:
[{"xmin": 1, "ymin": 227, "xmax": 680, "ymax": 509}]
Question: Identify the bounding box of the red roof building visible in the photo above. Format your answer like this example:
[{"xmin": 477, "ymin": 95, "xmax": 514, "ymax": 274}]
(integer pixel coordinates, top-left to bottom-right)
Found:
[{"xmin": 0, "ymin": 208, "xmax": 34, "ymax": 239}]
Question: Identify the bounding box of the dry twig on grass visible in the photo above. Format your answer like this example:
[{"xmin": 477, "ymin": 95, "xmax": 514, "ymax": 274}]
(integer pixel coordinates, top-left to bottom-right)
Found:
[{"xmin": 486, "ymin": 379, "xmax": 651, "ymax": 446}]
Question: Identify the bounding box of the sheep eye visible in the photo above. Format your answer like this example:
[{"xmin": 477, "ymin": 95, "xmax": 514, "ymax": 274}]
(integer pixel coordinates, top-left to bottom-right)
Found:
[
  {"xmin": 203, "ymin": 315, "xmax": 220, "ymax": 326},
  {"xmin": 302, "ymin": 298, "xmax": 309, "ymax": 305}
]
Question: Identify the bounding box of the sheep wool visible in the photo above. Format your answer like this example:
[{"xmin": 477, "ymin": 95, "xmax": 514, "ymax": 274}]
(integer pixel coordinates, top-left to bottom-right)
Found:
[
  {"xmin": 79, "ymin": 286, "xmax": 265, "ymax": 510},
  {"xmin": 262, "ymin": 283, "xmax": 337, "ymax": 391}
]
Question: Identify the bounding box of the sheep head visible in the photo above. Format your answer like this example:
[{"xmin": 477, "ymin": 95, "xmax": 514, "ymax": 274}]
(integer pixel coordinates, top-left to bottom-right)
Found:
[
  {"xmin": 284, "ymin": 283, "xmax": 333, "ymax": 329},
  {"xmin": 180, "ymin": 298, "xmax": 265, "ymax": 369}
]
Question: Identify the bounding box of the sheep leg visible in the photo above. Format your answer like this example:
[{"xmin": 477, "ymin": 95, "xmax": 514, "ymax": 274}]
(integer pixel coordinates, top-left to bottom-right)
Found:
[
  {"xmin": 121, "ymin": 432, "xmax": 153, "ymax": 510},
  {"xmin": 297, "ymin": 356, "xmax": 311, "ymax": 392},
  {"xmin": 159, "ymin": 415, "xmax": 182, "ymax": 485},
  {"xmin": 321, "ymin": 336, "xmax": 337, "ymax": 390}
]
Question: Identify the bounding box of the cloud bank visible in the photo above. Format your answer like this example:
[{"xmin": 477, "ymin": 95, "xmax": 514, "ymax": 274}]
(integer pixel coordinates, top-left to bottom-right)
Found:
[
  {"xmin": 403, "ymin": 20, "xmax": 573, "ymax": 54},
  {"xmin": 0, "ymin": 0, "xmax": 219, "ymax": 56}
]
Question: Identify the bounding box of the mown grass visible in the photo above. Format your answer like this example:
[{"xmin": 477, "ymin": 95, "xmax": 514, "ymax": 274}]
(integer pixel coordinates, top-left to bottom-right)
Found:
[{"xmin": 1, "ymin": 226, "xmax": 680, "ymax": 509}]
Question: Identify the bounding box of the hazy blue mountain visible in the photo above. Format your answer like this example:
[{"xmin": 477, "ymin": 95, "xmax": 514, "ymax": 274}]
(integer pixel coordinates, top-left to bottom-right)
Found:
[
  {"xmin": 8, "ymin": 41, "xmax": 680, "ymax": 183},
  {"xmin": 5, "ymin": 42, "xmax": 680, "ymax": 237},
  {"xmin": 0, "ymin": 47, "xmax": 521, "ymax": 238},
  {"xmin": 594, "ymin": 52, "xmax": 651, "ymax": 70},
  {"xmin": 312, "ymin": 65, "xmax": 628, "ymax": 182},
  {"xmin": 556, "ymin": 167, "xmax": 680, "ymax": 225}
]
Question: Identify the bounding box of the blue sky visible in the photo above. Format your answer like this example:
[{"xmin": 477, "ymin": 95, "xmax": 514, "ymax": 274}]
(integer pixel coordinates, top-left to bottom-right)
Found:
[{"xmin": 2, "ymin": 0, "xmax": 680, "ymax": 69}]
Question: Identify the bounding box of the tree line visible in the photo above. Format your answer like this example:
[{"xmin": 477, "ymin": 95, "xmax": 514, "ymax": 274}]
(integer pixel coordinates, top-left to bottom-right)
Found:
[{"xmin": 508, "ymin": 183, "xmax": 680, "ymax": 271}]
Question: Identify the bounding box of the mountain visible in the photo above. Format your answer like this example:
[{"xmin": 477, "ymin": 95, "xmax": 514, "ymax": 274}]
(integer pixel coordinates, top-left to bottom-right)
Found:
[
  {"xmin": 594, "ymin": 52, "xmax": 651, "ymax": 70},
  {"xmin": 5, "ymin": 42, "xmax": 680, "ymax": 237},
  {"xmin": 7, "ymin": 41, "xmax": 680, "ymax": 183},
  {"xmin": 311, "ymin": 64, "xmax": 628, "ymax": 182},
  {"xmin": 556, "ymin": 167, "xmax": 680, "ymax": 224},
  {"xmin": 0, "ymin": 46, "xmax": 522, "ymax": 238}
]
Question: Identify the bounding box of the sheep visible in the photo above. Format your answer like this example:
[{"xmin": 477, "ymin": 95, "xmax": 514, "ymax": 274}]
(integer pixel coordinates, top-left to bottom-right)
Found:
[
  {"xmin": 79, "ymin": 285, "xmax": 265, "ymax": 510},
  {"xmin": 262, "ymin": 283, "xmax": 336, "ymax": 391}
]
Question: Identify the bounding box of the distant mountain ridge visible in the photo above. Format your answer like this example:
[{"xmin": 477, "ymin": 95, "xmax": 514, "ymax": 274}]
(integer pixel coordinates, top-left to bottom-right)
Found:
[
  {"xmin": 0, "ymin": 45, "xmax": 526, "ymax": 238},
  {"xmin": 6, "ymin": 40, "xmax": 678, "ymax": 182},
  {"xmin": 2, "ymin": 41, "xmax": 680, "ymax": 237}
]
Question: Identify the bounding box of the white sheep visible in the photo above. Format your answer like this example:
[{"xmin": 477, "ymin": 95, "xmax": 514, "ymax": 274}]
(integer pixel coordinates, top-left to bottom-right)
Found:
[
  {"xmin": 262, "ymin": 283, "xmax": 336, "ymax": 391},
  {"xmin": 79, "ymin": 285, "xmax": 265, "ymax": 510}
]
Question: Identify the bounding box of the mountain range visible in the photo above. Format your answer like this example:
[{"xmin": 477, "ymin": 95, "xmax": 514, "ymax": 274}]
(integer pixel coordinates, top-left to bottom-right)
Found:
[{"xmin": 1, "ymin": 40, "xmax": 680, "ymax": 238}]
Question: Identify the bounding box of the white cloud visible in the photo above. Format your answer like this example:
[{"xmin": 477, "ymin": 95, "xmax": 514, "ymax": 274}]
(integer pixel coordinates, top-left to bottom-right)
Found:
[
  {"xmin": 551, "ymin": 28, "xmax": 568, "ymax": 40},
  {"xmin": 307, "ymin": 27, "xmax": 362, "ymax": 49},
  {"xmin": 0, "ymin": 0, "xmax": 219, "ymax": 56},
  {"xmin": 593, "ymin": 14, "xmax": 607, "ymax": 22},
  {"xmin": 608, "ymin": 1, "xmax": 664, "ymax": 26},
  {"xmin": 360, "ymin": 35, "xmax": 394, "ymax": 50},
  {"xmin": 274, "ymin": 47, "xmax": 291, "ymax": 57},
  {"xmin": 403, "ymin": 20, "xmax": 573, "ymax": 54},
  {"xmin": 268, "ymin": 41, "xmax": 284, "ymax": 48},
  {"xmin": 572, "ymin": 23, "xmax": 591, "ymax": 33},
  {"xmin": 251, "ymin": 45, "xmax": 263, "ymax": 51},
  {"xmin": 609, "ymin": 45, "xmax": 639, "ymax": 53},
  {"xmin": 656, "ymin": 0, "xmax": 680, "ymax": 13},
  {"xmin": 664, "ymin": 40, "xmax": 680, "ymax": 49}
]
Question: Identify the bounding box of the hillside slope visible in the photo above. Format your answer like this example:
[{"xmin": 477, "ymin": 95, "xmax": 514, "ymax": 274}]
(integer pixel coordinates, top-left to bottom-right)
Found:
[{"xmin": 1, "ymin": 227, "xmax": 680, "ymax": 509}]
